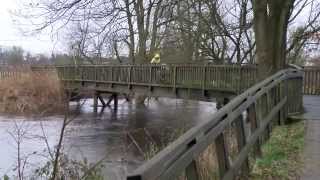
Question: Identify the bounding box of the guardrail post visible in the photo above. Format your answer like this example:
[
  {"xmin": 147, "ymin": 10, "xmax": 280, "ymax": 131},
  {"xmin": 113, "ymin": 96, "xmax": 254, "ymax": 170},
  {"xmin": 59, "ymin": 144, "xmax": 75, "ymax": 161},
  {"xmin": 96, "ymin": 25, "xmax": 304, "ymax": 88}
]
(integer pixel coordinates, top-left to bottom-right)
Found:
[
  {"xmin": 235, "ymin": 115, "xmax": 249, "ymax": 177},
  {"xmin": 185, "ymin": 160, "xmax": 199, "ymax": 180},
  {"xmin": 215, "ymin": 134, "xmax": 230, "ymax": 178},
  {"xmin": 249, "ymin": 104, "xmax": 262, "ymax": 158},
  {"xmin": 215, "ymin": 98, "xmax": 230, "ymax": 179}
]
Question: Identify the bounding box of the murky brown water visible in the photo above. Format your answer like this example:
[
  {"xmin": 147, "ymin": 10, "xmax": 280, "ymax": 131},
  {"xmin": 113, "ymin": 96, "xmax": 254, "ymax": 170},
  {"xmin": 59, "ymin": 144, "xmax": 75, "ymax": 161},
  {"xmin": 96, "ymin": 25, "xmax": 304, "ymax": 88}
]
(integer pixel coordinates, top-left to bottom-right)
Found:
[{"xmin": 0, "ymin": 98, "xmax": 217, "ymax": 179}]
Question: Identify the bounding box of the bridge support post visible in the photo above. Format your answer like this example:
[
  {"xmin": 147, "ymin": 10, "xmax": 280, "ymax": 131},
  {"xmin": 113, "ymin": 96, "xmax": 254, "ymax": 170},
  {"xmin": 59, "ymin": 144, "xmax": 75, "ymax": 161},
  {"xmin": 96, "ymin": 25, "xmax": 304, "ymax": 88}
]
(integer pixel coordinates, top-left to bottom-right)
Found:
[
  {"xmin": 93, "ymin": 91, "xmax": 98, "ymax": 112},
  {"xmin": 106, "ymin": 93, "xmax": 118, "ymax": 111},
  {"xmin": 113, "ymin": 93, "xmax": 118, "ymax": 111},
  {"xmin": 97, "ymin": 94, "xmax": 106, "ymax": 107}
]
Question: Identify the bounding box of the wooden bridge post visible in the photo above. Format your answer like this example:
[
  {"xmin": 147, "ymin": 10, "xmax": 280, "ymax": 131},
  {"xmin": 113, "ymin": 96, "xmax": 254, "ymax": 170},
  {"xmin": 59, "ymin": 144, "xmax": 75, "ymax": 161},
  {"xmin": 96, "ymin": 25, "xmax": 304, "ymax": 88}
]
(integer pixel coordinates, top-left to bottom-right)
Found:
[
  {"xmin": 97, "ymin": 94, "xmax": 106, "ymax": 107},
  {"xmin": 113, "ymin": 93, "xmax": 118, "ymax": 111},
  {"xmin": 93, "ymin": 91, "xmax": 98, "ymax": 112}
]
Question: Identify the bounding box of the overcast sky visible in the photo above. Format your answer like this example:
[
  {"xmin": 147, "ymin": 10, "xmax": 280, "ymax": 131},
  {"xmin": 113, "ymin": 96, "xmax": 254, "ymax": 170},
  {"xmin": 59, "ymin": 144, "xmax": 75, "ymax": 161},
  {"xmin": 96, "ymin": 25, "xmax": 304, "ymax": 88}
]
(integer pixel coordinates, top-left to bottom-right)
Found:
[
  {"xmin": 0, "ymin": 0, "xmax": 65, "ymax": 55},
  {"xmin": 0, "ymin": 0, "xmax": 316, "ymax": 56}
]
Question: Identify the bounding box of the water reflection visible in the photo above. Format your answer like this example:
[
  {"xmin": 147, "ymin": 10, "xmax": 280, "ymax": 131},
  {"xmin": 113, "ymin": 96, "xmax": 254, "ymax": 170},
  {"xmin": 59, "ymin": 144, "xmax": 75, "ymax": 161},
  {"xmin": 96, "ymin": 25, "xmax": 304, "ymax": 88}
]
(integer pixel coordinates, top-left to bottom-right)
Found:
[{"xmin": 0, "ymin": 98, "xmax": 216, "ymax": 179}]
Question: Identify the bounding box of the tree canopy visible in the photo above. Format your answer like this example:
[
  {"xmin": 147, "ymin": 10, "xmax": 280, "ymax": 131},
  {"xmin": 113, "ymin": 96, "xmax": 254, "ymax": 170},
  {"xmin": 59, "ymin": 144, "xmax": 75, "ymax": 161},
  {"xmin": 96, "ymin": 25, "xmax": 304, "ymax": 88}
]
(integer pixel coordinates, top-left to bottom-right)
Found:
[{"xmin": 17, "ymin": 0, "xmax": 320, "ymax": 69}]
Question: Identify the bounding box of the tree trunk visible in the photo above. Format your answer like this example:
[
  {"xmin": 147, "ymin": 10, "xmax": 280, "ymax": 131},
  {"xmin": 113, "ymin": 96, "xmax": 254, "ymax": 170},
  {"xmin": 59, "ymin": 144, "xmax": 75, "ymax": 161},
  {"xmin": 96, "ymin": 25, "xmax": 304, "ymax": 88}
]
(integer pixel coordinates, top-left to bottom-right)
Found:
[
  {"xmin": 125, "ymin": 0, "xmax": 136, "ymax": 64},
  {"xmin": 253, "ymin": 0, "xmax": 294, "ymax": 78},
  {"xmin": 135, "ymin": 0, "xmax": 148, "ymax": 63}
]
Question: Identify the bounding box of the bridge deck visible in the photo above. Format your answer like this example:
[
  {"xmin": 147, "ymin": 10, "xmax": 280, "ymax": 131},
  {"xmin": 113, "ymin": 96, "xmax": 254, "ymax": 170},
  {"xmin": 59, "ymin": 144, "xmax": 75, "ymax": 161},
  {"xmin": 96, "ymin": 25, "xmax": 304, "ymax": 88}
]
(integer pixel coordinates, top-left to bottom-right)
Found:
[{"xmin": 301, "ymin": 95, "xmax": 320, "ymax": 180}]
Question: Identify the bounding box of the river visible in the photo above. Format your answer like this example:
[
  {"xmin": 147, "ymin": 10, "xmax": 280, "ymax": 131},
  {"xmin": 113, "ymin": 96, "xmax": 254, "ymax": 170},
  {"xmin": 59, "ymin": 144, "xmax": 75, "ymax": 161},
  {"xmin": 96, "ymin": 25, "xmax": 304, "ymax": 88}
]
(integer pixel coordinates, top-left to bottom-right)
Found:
[{"xmin": 0, "ymin": 98, "xmax": 217, "ymax": 179}]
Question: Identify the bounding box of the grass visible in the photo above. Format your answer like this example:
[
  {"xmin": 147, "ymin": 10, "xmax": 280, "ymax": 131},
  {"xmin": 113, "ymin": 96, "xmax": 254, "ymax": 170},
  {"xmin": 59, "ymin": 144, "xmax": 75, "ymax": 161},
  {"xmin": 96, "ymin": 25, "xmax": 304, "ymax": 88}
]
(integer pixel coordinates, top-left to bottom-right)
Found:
[{"xmin": 251, "ymin": 121, "xmax": 305, "ymax": 180}]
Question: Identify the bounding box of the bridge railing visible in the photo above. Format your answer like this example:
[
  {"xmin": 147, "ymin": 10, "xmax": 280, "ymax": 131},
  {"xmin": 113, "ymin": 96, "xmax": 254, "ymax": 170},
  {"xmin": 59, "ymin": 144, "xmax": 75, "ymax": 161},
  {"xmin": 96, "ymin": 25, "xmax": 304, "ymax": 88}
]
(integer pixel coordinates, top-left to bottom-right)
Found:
[
  {"xmin": 56, "ymin": 64, "xmax": 257, "ymax": 93},
  {"xmin": 0, "ymin": 65, "xmax": 56, "ymax": 80},
  {"xmin": 0, "ymin": 66, "xmax": 27, "ymax": 79},
  {"xmin": 126, "ymin": 68, "xmax": 303, "ymax": 180},
  {"xmin": 303, "ymin": 66, "xmax": 320, "ymax": 95}
]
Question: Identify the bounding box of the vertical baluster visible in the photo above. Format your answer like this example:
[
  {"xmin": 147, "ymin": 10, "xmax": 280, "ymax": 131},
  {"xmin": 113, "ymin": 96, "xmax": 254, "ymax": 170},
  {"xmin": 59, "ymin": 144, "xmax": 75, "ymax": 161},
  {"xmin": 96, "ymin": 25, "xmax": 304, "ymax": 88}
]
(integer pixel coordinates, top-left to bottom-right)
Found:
[
  {"xmin": 128, "ymin": 66, "xmax": 132, "ymax": 88},
  {"xmin": 173, "ymin": 66, "xmax": 177, "ymax": 93},
  {"xmin": 308, "ymin": 68, "xmax": 311, "ymax": 94},
  {"xmin": 149, "ymin": 65, "xmax": 153, "ymax": 85},
  {"xmin": 304, "ymin": 69, "xmax": 307, "ymax": 94},
  {"xmin": 95, "ymin": 66, "xmax": 97, "ymax": 81},
  {"xmin": 202, "ymin": 65, "xmax": 206, "ymax": 95},
  {"xmin": 111, "ymin": 66, "xmax": 113, "ymax": 82},
  {"xmin": 316, "ymin": 69, "xmax": 319, "ymax": 95}
]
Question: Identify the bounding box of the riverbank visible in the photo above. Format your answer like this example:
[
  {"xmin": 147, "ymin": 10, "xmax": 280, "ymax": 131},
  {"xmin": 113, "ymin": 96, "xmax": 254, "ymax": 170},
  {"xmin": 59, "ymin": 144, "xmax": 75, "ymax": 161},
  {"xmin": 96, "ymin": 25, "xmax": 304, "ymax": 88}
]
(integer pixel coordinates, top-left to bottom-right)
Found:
[
  {"xmin": 0, "ymin": 70, "xmax": 65, "ymax": 115},
  {"xmin": 251, "ymin": 121, "xmax": 305, "ymax": 179}
]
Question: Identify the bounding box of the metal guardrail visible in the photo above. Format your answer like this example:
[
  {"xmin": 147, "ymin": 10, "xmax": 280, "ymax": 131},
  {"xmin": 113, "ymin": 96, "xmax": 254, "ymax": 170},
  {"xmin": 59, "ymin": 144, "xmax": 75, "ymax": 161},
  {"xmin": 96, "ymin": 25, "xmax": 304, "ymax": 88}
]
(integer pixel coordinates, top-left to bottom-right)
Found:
[{"xmin": 126, "ymin": 68, "xmax": 303, "ymax": 180}]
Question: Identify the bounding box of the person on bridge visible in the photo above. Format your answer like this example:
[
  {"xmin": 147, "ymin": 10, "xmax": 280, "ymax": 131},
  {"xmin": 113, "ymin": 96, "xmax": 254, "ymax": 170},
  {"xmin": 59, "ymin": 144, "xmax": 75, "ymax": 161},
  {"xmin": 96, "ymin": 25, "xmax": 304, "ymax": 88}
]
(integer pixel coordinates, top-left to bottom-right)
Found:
[
  {"xmin": 150, "ymin": 53, "xmax": 160, "ymax": 64},
  {"xmin": 150, "ymin": 53, "xmax": 161, "ymax": 101}
]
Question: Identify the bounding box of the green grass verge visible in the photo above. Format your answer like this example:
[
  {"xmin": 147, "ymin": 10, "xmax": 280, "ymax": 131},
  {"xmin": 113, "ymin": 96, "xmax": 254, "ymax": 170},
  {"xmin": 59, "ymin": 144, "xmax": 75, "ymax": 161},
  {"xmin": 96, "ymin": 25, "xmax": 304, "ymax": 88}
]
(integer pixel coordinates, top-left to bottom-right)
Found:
[{"xmin": 251, "ymin": 121, "xmax": 305, "ymax": 180}]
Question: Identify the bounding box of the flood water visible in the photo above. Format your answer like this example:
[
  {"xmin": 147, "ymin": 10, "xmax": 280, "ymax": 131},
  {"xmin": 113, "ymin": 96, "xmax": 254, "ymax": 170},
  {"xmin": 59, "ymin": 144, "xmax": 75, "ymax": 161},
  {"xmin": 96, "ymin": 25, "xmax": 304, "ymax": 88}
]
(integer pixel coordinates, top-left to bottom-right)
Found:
[{"xmin": 0, "ymin": 98, "xmax": 217, "ymax": 179}]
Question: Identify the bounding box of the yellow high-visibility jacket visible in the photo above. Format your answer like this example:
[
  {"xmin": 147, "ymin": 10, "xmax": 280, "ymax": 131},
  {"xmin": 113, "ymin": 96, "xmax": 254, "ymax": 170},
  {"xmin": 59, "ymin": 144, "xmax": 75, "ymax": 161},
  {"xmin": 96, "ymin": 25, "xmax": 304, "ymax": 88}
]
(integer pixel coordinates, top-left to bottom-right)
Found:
[{"xmin": 151, "ymin": 54, "xmax": 160, "ymax": 64}]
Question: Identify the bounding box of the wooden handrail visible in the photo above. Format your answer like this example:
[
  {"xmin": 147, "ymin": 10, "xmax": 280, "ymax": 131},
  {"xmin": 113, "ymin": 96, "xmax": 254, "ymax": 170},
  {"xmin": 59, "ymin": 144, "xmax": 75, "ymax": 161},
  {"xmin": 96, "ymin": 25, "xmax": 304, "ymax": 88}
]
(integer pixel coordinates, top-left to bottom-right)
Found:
[
  {"xmin": 303, "ymin": 66, "xmax": 320, "ymax": 95},
  {"xmin": 55, "ymin": 64, "xmax": 258, "ymax": 94},
  {"xmin": 126, "ymin": 68, "xmax": 303, "ymax": 180}
]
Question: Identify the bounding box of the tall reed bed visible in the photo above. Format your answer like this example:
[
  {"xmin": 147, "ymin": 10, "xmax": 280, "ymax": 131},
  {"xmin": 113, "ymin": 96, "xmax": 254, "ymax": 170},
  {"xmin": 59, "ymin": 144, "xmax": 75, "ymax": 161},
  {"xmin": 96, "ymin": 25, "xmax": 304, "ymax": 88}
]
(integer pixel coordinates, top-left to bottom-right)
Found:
[{"xmin": 0, "ymin": 67, "xmax": 66, "ymax": 114}]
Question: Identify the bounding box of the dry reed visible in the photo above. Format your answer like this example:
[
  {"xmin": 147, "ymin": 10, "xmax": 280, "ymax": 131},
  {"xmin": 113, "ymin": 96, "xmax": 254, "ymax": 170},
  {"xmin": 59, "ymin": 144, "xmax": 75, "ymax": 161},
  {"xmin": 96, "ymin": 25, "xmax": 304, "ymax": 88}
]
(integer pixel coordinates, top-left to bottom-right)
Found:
[{"xmin": 0, "ymin": 68, "xmax": 66, "ymax": 115}]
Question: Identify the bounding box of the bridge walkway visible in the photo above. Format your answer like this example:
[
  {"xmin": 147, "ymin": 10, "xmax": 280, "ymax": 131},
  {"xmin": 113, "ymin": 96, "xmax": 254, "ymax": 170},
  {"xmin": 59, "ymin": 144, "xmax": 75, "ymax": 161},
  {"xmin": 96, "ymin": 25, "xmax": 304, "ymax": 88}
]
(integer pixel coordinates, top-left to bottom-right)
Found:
[{"xmin": 300, "ymin": 95, "xmax": 320, "ymax": 180}]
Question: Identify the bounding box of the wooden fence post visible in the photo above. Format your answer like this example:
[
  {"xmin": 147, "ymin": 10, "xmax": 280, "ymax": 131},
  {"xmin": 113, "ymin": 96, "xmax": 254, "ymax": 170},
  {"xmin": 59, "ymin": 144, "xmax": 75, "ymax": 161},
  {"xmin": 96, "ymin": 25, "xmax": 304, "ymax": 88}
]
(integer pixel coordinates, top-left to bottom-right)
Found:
[
  {"xmin": 235, "ymin": 115, "xmax": 249, "ymax": 177},
  {"xmin": 215, "ymin": 133, "xmax": 230, "ymax": 179},
  {"xmin": 185, "ymin": 160, "xmax": 199, "ymax": 180},
  {"xmin": 248, "ymin": 104, "xmax": 262, "ymax": 158}
]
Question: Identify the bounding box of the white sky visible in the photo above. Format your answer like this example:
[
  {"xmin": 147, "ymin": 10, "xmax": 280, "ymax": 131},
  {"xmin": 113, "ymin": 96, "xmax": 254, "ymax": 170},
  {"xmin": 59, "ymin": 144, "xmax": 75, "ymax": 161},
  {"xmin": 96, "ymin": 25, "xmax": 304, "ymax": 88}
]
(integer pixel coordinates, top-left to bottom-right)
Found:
[
  {"xmin": 0, "ymin": 0, "xmax": 316, "ymax": 56},
  {"xmin": 0, "ymin": 0, "xmax": 65, "ymax": 55}
]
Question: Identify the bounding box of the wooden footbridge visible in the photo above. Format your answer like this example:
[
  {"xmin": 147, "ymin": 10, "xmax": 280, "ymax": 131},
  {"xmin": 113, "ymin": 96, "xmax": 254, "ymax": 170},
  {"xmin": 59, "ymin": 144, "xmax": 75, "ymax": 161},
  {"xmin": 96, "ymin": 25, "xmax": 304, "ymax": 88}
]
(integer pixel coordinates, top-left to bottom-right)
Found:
[
  {"xmin": 1, "ymin": 64, "xmax": 320, "ymax": 179},
  {"xmin": 54, "ymin": 64, "xmax": 257, "ymax": 109}
]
